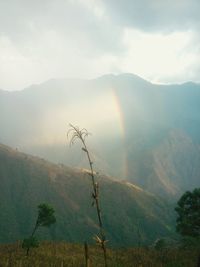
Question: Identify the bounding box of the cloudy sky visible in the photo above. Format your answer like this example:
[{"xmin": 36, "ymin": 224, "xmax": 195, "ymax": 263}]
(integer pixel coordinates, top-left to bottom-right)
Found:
[{"xmin": 0, "ymin": 0, "xmax": 200, "ymax": 90}]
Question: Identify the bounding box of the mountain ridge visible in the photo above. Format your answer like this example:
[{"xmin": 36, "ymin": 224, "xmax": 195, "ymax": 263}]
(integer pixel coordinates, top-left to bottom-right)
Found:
[{"xmin": 1, "ymin": 73, "xmax": 200, "ymax": 93}]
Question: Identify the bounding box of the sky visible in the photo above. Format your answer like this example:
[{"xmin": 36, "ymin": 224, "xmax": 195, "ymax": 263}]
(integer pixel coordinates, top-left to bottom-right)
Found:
[{"xmin": 0, "ymin": 0, "xmax": 200, "ymax": 90}]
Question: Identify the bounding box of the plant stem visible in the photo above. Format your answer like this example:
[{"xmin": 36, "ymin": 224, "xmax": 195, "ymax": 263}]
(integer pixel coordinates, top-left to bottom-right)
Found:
[
  {"xmin": 81, "ymin": 137, "xmax": 108, "ymax": 267},
  {"xmin": 84, "ymin": 242, "xmax": 90, "ymax": 267},
  {"xmin": 68, "ymin": 125, "xmax": 108, "ymax": 267}
]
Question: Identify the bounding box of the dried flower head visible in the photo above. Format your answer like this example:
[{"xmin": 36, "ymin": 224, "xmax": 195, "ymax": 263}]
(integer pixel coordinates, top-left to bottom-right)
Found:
[{"xmin": 67, "ymin": 124, "xmax": 90, "ymax": 146}]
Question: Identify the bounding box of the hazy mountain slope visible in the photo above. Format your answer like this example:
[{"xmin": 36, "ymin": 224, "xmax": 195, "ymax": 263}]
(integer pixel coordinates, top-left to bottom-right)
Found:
[
  {"xmin": 127, "ymin": 129, "xmax": 200, "ymax": 198},
  {"xmin": 0, "ymin": 73, "xmax": 200, "ymax": 198},
  {"xmin": 0, "ymin": 143, "xmax": 174, "ymax": 246}
]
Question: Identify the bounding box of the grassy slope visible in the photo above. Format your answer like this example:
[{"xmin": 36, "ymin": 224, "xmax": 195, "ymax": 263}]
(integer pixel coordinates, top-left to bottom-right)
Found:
[{"xmin": 0, "ymin": 143, "xmax": 175, "ymax": 246}]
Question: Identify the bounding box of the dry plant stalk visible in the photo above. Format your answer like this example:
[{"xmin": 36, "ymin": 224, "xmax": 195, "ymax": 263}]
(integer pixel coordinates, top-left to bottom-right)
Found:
[
  {"xmin": 84, "ymin": 242, "xmax": 90, "ymax": 267},
  {"xmin": 67, "ymin": 124, "xmax": 108, "ymax": 267}
]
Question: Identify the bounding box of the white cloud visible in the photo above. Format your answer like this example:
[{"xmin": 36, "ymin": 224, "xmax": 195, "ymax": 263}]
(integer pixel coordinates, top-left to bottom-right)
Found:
[
  {"xmin": 117, "ymin": 28, "xmax": 200, "ymax": 83},
  {"xmin": 0, "ymin": 0, "xmax": 200, "ymax": 90}
]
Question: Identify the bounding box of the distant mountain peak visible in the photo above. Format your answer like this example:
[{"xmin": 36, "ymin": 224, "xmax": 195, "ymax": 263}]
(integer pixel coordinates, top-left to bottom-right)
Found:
[
  {"xmin": 118, "ymin": 72, "xmax": 146, "ymax": 80},
  {"xmin": 96, "ymin": 73, "xmax": 149, "ymax": 84}
]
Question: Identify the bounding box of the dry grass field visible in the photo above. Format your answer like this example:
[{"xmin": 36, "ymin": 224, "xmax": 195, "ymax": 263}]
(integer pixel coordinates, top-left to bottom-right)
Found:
[{"xmin": 0, "ymin": 241, "xmax": 199, "ymax": 267}]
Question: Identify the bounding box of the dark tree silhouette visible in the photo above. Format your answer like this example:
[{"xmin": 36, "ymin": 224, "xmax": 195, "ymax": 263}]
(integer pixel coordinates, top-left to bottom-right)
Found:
[
  {"xmin": 175, "ymin": 188, "xmax": 200, "ymax": 237},
  {"xmin": 175, "ymin": 188, "xmax": 200, "ymax": 267},
  {"xmin": 22, "ymin": 203, "xmax": 56, "ymax": 256}
]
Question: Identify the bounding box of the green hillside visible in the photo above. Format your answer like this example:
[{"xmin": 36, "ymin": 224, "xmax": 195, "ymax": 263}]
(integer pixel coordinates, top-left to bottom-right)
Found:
[{"xmin": 0, "ymin": 143, "xmax": 175, "ymax": 246}]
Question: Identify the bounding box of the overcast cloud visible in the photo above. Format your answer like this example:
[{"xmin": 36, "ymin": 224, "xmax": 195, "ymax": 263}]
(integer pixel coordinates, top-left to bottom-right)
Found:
[
  {"xmin": 103, "ymin": 0, "xmax": 200, "ymax": 31},
  {"xmin": 0, "ymin": 0, "xmax": 200, "ymax": 90}
]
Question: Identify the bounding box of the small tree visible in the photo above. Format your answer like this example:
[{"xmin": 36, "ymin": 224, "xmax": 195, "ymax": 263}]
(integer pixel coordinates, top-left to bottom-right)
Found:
[
  {"xmin": 22, "ymin": 203, "xmax": 56, "ymax": 255},
  {"xmin": 175, "ymin": 188, "xmax": 200, "ymax": 266},
  {"xmin": 175, "ymin": 188, "xmax": 200, "ymax": 237}
]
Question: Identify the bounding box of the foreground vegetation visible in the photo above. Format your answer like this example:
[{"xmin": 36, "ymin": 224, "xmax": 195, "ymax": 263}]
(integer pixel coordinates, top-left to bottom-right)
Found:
[{"xmin": 0, "ymin": 241, "xmax": 199, "ymax": 267}]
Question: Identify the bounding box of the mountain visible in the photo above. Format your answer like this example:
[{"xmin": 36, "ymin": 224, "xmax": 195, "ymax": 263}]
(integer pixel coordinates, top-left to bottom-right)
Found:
[
  {"xmin": 0, "ymin": 143, "xmax": 174, "ymax": 246},
  {"xmin": 0, "ymin": 73, "xmax": 200, "ymax": 198},
  {"xmin": 127, "ymin": 129, "xmax": 200, "ymax": 198}
]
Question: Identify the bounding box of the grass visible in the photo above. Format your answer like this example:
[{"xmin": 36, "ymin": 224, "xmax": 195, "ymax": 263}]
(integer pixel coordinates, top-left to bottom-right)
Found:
[{"xmin": 0, "ymin": 241, "xmax": 199, "ymax": 267}]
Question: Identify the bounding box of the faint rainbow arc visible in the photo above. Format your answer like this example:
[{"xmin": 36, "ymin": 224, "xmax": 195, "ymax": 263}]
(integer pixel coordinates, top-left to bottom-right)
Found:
[{"xmin": 111, "ymin": 87, "xmax": 129, "ymax": 180}]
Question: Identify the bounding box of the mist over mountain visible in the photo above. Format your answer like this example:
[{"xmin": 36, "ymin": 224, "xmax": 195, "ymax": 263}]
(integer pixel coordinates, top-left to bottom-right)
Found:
[
  {"xmin": 0, "ymin": 73, "xmax": 200, "ymax": 199},
  {"xmin": 0, "ymin": 143, "xmax": 174, "ymax": 246}
]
